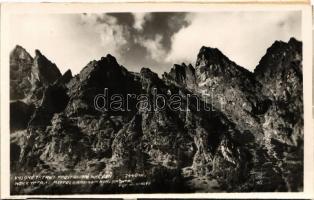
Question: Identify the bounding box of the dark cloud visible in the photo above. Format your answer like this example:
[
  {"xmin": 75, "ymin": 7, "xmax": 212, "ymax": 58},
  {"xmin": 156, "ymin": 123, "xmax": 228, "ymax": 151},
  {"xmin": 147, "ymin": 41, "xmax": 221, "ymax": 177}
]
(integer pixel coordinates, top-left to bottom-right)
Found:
[
  {"xmin": 139, "ymin": 13, "xmax": 190, "ymax": 50},
  {"xmin": 89, "ymin": 12, "xmax": 190, "ymax": 74},
  {"xmin": 106, "ymin": 13, "xmax": 135, "ymax": 26}
]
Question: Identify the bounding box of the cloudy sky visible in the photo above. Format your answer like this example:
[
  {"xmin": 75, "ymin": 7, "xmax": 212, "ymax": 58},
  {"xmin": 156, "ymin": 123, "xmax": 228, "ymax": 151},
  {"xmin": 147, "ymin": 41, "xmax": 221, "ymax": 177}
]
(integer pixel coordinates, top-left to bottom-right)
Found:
[{"xmin": 9, "ymin": 11, "xmax": 301, "ymax": 75}]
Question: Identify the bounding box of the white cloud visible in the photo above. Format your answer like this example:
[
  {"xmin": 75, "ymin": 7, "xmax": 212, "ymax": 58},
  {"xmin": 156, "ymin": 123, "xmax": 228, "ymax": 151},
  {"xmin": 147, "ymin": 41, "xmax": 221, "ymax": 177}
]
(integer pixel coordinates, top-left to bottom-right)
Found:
[
  {"xmin": 132, "ymin": 13, "xmax": 152, "ymax": 31},
  {"xmin": 9, "ymin": 13, "xmax": 130, "ymax": 75},
  {"xmin": 166, "ymin": 12, "xmax": 301, "ymax": 71},
  {"xmin": 138, "ymin": 34, "xmax": 167, "ymax": 61},
  {"xmin": 80, "ymin": 14, "xmax": 129, "ymax": 59},
  {"xmin": 9, "ymin": 12, "xmax": 301, "ymax": 75}
]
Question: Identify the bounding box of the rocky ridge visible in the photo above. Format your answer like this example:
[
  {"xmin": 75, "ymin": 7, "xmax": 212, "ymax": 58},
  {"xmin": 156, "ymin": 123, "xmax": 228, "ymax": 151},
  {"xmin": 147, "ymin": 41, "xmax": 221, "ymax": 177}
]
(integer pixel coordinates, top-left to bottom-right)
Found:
[{"xmin": 10, "ymin": 38, "xmax": 303, "ymax": 194}]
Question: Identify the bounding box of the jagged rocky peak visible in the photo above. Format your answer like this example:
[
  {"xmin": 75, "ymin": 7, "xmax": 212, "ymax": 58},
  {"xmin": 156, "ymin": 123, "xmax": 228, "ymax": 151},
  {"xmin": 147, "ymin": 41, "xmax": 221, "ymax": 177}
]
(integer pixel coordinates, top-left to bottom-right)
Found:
[
  {"xmin": 65, "ymin": 54, "xmax": 142, "ymax": 116},
  {"xmin": 97, "ymin": 53, "xmax": 121, "ymax": 70},
  {"xmin": 101, "ymin": 53, "xmax": 119, "ymax": 65},
  {"xmin": 140, "ymin": 67, "xmax": 159, "ymax": 80},
  {"xmin": 10, "ymin": 45, "xmax": 34, "ymax": 100},
  {"xmin": 254, "ymin": 37, "xmax": 302, "ymax": 82},
  {"xmin": 10, "ymin": 45, "xmax": 65, "ymax": 105},
  {"xmin": 253, "ymin": 37, "xmax": 303, "ymax": 149},
  {"xmin": 139, "ymin": 67, "xmax": 166, "ymax": 93},
  {"xmin": 193, "ymin": 45, "xmax": 267, "ymax": 140},
  {"xmin": 162, "ymin": 63, "xmax": 196, "ymax": 89},
  {"xmin": 196, "ymin": 46, "xmax": 228, "ymax": 68},
  {"xmin": 56, "ymin": 69, "xmax": 73, "ymax": 85},
  {"xmin": 195, "ymin": 46, "xmax": 254, "ymax": 83},
  {"xmin": 10, "ymin": 45, "xmax": 33, "ymax": 62},
  {"xmin": 288, "ymin": 37, "xmax": 302, "ymax": 51},
  {"xmin": 31, "ymin": 49, "xmax": 62, "ymax": 86},
  {"xmin": 253, "ymin": 37, "xmax": 302, "ymax": 102},
  {"xmin": 78, "ymin": 54, "xmax": 129, "ymax": 84},
  {"xmin": 194, "ymin": 45, "xmax": 257, "ymax": 90},
  {"xmin": 62, "ymin": 69, "xmax": 73, "ymax": 80}
]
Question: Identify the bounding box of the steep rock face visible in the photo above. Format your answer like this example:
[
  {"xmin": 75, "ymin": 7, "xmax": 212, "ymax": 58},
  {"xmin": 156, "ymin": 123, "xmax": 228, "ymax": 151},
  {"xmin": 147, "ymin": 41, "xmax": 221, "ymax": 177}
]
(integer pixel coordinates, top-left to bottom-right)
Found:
[
  {"xmin": 31, "ymin": 50, "xmax": 61, "ymax": 86},
  {"xmin": 10, "ymin": 47, "xmax": 62, "ymax": 106},
  {"xmin": 10, "ymin": 101, "xmax": 35, "ymax": 131},
  {"xmin": 14, "ymin": 55, "xmax": 141, "ymax": 175},
  {"xmin": 10, "ymin": 38, "xmax": 303, "ymax": 194},
  {"xmin": 11, "ymin": 52, "xmax": 250, "ymax": 192},
  {"xmin": 162, "ymin": 63, "xmax": 196, "ymax": 90},
  {"xmin": 254, "ymin": 38, "xmax": 303, "ymax": 191},
  {"xmin": 10, "ymin": 45, "xmax": 34, "ymax": 100},
  {"xmin": 255, "ymin": 38, "xmax": 302, "ymax": 96},
  {"xmin": 194, "ymin": 46, "xmax": 269, "ymax": 143},
  {"xmin": 28, "ymin": 84, "xmax": 69, "ymax": 127},
  {"xmin": 135, "ymin": 68, "xmax": 194, "ymax": 169},
  {"xmin": 109, "ymin": 67, "xmax": 250, "ymax": 191},
  {"xmin": 255, "ymin": 38, "xmax": 303, "ymax": 148},
  {"xmin": 25, "ymin": 50, "xmax": 62, "ymax": 105}
]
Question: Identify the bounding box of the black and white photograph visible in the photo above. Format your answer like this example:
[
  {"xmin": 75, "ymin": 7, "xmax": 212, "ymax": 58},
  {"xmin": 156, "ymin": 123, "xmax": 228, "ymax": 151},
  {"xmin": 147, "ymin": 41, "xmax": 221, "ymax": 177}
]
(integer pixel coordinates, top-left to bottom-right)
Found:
[{"xmin": 0, "ymin": 3, "xmax": 312, "ymax": 198}]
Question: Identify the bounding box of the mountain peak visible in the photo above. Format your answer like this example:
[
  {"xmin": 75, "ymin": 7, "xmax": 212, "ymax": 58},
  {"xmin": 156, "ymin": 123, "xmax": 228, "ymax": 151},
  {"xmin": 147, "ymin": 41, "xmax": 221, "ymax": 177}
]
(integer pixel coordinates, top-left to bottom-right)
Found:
[
  {"xmin": 289, "ymin": 37, "xmax": 297, "ymax": 43},
  {"xmin": 10, "ymin": 39, "xmax": 304, "ymax": 193},
  {"xmin": 195, "ymin": 46, "xmax": 235, "ymax": 74},
  {"xmin": 162, "ymin": 63, "xmax": 196, "ymax": 89},
  {"xmin": 10, "ymin": 45, "xmax": 34, "ymax": 100},
  {"xmin": 195, "ymin": 45, "xmax": 253, "ymax": 83},
  {"xmin": 64, "ymin": 69, "xmax": 72, "ymax": 77},
  {"xmin": 56, "ymin": 69, "xmax": 73, "ymax": 85},
  {"xmin": 100, "ymin": 54, "xmax": 118, "ymax": 65},
  {"xmin": 10, "ymin": 45, "xmax": 33, "ymax": 62},
  {"xmin": 262, "ymin": 37, "xmax": 301, "ymax": 56},
  {"xmin": 35, "ymin": 49, "xmax": 43, "ymax": 57},
  {"xmin": 196, "ymin": 46, "xmax": 227, "ymax": 66},
  {"xmin": 75, "ymin": 54, "xmax": 130, "ymax": 91},
  {"xmin": 140, "ymin": 67, "xmax": 158, "ymax": 79},
  {"xmin": 13, "ymin": 44, "xmax": 27, "ymax": 52},
  {"xmin": 254, "ymin": 37, "xmax": 302, "ymax": 78},
  {"xmin": 32, "ymin": 49, "xmax": 61, "ymax": 86},
  {"xmin": 288, "ymin": 37, "xmax": 302, "ymax": 52}
]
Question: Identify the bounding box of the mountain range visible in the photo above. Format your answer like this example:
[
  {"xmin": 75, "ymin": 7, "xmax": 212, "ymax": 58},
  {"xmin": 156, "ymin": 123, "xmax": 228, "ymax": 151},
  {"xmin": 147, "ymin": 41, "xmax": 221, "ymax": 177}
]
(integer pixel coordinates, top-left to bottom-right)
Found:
[{"xmin": 10, "ymin": 38, "xmax": 303, "ymax": 194}]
